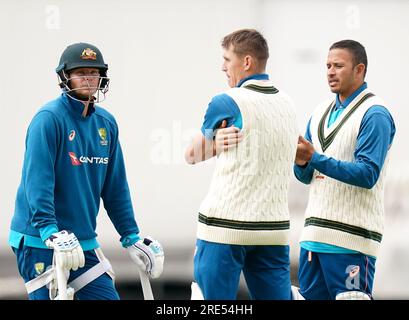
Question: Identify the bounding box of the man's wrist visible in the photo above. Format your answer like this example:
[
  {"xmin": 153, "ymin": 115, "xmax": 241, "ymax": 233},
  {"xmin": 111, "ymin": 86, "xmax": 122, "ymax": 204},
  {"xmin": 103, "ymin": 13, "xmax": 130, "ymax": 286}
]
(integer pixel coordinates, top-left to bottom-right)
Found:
[
  {"xmin": 121, "ymin": 233, "xmax": 141, "ymax": 248},
  {"xmin": 39, "ymin": 224, "xmax": 59, "ymax": 243},
  {"xmin": 297, "ymin": 161, "xmax": 309, "ymax": 168}
]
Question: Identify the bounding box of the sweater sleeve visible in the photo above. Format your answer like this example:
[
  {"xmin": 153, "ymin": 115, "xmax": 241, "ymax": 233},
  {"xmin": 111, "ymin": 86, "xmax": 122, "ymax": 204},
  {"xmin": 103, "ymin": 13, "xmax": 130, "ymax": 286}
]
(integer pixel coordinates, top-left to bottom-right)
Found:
[
  {"xmin": 101, "ymin": 123, "xmax": 140, "ymax": 241},
  {"xmin": 24, "ymin": 111, "xmax": 59, "ymax": 236}
]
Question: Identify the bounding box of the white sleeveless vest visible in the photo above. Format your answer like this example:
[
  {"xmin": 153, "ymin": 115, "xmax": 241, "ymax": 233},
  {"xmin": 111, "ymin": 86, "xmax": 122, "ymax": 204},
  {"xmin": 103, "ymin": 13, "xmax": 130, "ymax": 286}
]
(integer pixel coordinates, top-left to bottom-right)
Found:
[
  {"xmin": 197, "ymin": 79, "xmax": 299, "ymax": 245},
  {"xmin": 300, "ymin": 88, "xmax": 390, "ymax": 257}
]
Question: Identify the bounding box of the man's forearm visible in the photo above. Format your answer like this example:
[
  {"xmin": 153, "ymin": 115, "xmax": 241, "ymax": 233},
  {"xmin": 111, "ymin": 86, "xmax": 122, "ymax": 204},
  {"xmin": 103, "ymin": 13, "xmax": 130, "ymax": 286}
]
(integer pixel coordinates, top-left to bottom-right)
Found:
[
  {"xmin": 310, "ymin": 152, "xmax": 379, "ymax": 189},
  {"xmin": 185, "ymin": 134, "xmax": 216, "ymax": 164}
]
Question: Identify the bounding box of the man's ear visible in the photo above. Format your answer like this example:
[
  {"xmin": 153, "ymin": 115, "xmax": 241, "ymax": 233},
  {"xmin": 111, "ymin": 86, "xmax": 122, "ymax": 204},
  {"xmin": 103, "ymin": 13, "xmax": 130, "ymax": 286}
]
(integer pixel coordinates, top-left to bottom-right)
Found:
[
  {"xmin": 356, "ymin": 63, "xmax": 365, "ymax": 77},
  {"xmin": 243, "ymin": 55, "xmax": 252, "ymax": 71}
]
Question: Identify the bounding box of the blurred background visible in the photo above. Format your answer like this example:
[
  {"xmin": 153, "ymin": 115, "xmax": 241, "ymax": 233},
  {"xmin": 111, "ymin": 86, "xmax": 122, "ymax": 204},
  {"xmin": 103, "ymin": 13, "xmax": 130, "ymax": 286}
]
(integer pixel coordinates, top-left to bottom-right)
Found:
[{"xmin": 0, "ymin": 0, "xmax": 407, "ymax": 299}]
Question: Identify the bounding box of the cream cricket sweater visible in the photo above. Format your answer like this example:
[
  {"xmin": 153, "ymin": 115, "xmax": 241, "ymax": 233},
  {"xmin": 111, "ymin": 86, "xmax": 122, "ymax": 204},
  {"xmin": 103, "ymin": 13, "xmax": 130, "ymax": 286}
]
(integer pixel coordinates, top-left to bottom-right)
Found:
[
  {"xmin": 300, "ymin": 89, "xmax": 390, "ymax": 257},
  {"xmin": 197, "ymin": 79, "xmax": 298, "ymax": 245}
]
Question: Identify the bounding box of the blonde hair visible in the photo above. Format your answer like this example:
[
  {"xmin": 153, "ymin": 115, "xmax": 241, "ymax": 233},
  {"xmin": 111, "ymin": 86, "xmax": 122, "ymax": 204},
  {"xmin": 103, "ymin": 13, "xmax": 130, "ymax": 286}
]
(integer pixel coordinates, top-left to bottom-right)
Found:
[{"xmin": 222, "ymin": 29, "xmax": 269, "ymax": 69}]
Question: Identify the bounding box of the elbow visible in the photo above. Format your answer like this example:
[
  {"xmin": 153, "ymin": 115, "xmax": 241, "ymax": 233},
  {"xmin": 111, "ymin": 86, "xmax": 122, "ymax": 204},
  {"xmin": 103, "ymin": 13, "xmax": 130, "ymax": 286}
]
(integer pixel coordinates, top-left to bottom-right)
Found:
[
  {"xmin": 358, "ymin": 164, "xmax": 380, "ymax": 189},
  {"xmin": 359, "ymin": 178, "xmax": 378, "ymax": 189},
  {"xmin": 358, "ymin": 172, "xmax": 379, "ymax": 189}
]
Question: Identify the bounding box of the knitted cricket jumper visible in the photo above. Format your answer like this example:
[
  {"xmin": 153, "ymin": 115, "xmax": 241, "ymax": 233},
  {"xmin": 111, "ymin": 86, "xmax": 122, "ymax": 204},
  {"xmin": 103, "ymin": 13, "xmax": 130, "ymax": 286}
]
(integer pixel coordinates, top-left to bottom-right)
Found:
[
  {"xmin": 300, "ymin": 88, "xmax": 390, "ymax": 257},
  {"xmin": 197, "ymin": 79, "xmax": 298, "ymax": 245}
]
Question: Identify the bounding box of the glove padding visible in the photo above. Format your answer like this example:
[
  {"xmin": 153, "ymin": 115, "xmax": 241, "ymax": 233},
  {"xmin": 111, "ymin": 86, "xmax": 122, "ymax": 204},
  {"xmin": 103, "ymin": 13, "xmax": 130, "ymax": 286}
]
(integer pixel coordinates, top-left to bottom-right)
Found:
[
  {"xmin": 45, "ymin": 230, "xmax": 85, "ymax": 271},
  {"xmin": 127, "ymin": 236, "xmax": 164, "ymax": 278}
]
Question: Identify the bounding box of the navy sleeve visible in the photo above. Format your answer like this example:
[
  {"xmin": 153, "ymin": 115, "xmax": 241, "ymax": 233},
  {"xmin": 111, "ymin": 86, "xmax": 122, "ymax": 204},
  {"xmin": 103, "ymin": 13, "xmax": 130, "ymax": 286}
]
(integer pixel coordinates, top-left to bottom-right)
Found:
[
  {"xmin": 200, "ymin": 93, "xmax": 242, "ymax": 140},
  {"xmin": 310, "ymin": 105, "xmax": 395, "ymax": 189},
  {"xmin": 101, "ymin": 123, "xmax": 140, "ymax": 240},
  {"xmin": 294, "ymin": 117, "xmax": 315, "ymax": 184},
  {"xmin": 25, "ymin": 111, "xmax": 59, "ymax": 230}
]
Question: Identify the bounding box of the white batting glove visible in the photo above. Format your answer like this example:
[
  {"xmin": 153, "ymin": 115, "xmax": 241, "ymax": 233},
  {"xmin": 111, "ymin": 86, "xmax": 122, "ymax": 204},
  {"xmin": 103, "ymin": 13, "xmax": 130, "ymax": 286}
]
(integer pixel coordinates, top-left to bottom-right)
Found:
[
  {"xmin": 127, "ymin": 236, "xmax": 164, "ymax": 279},
  {"xmin": 45, "ymin": 230, "xmax": 85, "ymax": 271}
]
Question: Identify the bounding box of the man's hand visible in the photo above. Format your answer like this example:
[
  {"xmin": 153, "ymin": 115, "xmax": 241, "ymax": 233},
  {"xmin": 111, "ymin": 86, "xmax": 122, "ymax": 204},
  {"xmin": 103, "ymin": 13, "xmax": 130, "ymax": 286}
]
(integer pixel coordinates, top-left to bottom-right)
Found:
[
  {"xmin": 214, "ymin": 120, "xmax": 243, "ymax": 155},
  {"xmin": 45, "ymin": 230, "xmax": 85, "ymax": 271},
  {"xmin": 295, "ymin": 135, "xmax": 315, "ymax": 166},
  {"xmin": 127, "ymin": 236, "xmax": 164, "ymax": 279}
]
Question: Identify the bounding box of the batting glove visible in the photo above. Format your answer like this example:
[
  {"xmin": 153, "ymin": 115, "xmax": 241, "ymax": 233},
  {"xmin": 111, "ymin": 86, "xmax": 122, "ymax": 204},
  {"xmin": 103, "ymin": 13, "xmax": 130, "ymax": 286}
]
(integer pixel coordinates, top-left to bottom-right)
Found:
[
  {"xmin": 127, "ymin": 236, "xmax": 164, "ymax": 279},
  {"xmin": 45, "ymin": 230, "xmax": 85, "ymax": 271}
]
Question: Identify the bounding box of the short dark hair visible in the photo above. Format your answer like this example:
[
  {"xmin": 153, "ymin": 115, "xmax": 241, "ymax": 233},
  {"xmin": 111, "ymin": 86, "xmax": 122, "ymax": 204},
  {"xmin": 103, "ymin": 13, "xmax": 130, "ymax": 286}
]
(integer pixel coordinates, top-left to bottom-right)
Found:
[
  {"xmin": 330, "ymin": 40, "xmax": 368, "ymax": 77},
  {"xmin": 222, "ymin": 29, "xmax": 269, "ymax": 69}
]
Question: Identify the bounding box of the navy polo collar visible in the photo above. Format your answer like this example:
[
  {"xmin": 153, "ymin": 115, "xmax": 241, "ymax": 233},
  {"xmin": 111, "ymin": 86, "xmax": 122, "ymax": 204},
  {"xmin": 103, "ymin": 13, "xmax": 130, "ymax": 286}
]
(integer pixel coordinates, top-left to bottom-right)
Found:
[{"xmin": 237, "ymin": 73, "xmax": 269, "ymax": 87}]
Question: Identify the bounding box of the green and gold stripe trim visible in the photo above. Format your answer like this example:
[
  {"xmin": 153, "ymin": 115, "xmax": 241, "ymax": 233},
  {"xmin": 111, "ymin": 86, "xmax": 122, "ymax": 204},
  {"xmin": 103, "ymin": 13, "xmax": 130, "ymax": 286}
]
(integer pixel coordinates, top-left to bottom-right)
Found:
[
  {"xmin": 318, "ymin": 93, "xmax": 374, "ymax": 152},
  {"xmin": 304, "ymin": 217, "xmax": 382, "ymax": 242},
  {"xmin": 198, "ymin": 213, "xmax": 289, "ymax": 231},
  {"xmin": 243, "ymin": 84, "xmax": 279, "ymax": 94}
]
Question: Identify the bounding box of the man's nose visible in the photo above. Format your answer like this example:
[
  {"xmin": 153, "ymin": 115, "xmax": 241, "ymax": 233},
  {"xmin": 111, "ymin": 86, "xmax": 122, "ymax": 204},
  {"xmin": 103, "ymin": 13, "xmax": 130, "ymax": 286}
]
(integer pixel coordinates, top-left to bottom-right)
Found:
[{"xmin": 327, "ymin": 66, "xmax": 335, "ymax": 76}]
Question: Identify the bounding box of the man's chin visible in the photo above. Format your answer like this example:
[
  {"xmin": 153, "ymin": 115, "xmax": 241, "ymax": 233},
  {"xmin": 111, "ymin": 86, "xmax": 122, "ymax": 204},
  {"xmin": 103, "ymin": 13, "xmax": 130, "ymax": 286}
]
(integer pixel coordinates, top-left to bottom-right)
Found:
[
  {"xmin": 75, "ymin": 90, "xmax": 97, "ymax": 99},
  {"xmin": 328, "ymin": 86, "xmax": 339, "ymax": 93},
  {"xmin": 71, "ymin": 91, "xmax": 96, "ymax": 101}
]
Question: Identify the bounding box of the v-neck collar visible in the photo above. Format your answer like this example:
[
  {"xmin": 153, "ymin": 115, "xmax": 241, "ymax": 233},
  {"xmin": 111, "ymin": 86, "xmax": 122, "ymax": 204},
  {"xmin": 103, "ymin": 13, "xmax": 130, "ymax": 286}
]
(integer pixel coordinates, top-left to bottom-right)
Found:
[{"xmin": 318, "ymin": 89, "xmax": 374, "ymax": 152}]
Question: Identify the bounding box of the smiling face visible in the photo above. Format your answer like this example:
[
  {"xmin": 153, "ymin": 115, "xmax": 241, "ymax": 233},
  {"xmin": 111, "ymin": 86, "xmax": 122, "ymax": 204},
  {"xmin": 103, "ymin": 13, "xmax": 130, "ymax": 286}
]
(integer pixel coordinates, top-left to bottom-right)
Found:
[
  {"xmin": 221, "ymin": 45, "xmax": 248, "ymax": 88},
  {"xmin": 326, "ymin": 48, "xmax": 365, "ymax": 102},
  {"xmin": 68, "ymin": 67, "xmax": 101, "ymax": 99}
]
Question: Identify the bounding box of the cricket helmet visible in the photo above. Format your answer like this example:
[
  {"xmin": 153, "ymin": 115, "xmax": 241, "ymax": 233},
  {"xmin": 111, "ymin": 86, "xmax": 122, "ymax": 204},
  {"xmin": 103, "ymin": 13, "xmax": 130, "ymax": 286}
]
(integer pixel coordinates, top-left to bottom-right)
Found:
[{"xmin": 56, "ymin": 42, "xmax": 109, "ymax": 101}]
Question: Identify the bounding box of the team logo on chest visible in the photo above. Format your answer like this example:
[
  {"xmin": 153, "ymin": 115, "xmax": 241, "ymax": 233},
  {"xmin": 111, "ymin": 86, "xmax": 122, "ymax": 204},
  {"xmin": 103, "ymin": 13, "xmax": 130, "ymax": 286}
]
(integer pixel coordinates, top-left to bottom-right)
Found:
[
  {"xmin": 68, "ymin": 130, "xmax": 76, "ymax": 141},
  {"xmin": 68, "ymin": 151, "xmax": 108, "ymax": 165},
  {"xmin": 98, "ymin": 128, "xmax": 108, "ymax": 146}
]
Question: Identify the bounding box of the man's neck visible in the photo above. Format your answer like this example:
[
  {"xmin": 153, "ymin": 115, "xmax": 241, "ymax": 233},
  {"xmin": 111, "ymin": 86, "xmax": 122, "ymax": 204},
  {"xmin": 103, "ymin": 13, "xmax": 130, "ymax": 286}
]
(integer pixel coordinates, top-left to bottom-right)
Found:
[
  {"xmin": 339, "ymin": 81, "xmax": 364, "ymax": 103},
  {"xmin": 81, "ymin": 100, "xmax": 93, "ymax": 117}
]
